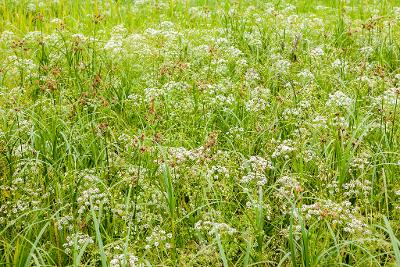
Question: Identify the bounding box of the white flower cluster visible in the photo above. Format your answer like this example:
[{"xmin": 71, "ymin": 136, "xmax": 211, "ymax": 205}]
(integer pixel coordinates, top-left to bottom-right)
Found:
[
  {"xmin": 245, "ymin": 68, "xmax": 260, "ymax": 84},
  {"xmin": 378, "ymin": 87, "xmax": 400, "ymax": 106},
  {"xmin": 0, "ymin": 30, "xmax": 15, "ymax": 45},
  {"xmin": 241, "ymin": 172, "xmax": 267, "ymax": 186},
  {"xmin": 326, "ymin": 91, "xmax": 354, "ymax": 109},
  {"xmin": 110, "ymin": 253, "xmax": 139, "ymax": 267},
  {"xmin": 162, "ymin": 81, "xmax": 190, "ymax": 94},
  {"xmin": 23, "ymin": 31, "xmax": 42, "ymax": 44},
  {"xmin": 194, "ymin": 220, "xmax": 237, "ymax": 236},
  {"xmin": 63, "ymin": 232, "xmax": 94, "ymax": 254},
  {"xmin": 10, "ymin": 200, "xmax": 30, "ymax": 215},
  {"xmin": 243, "ymin": 30, "xmax": 262, "ymax": 48},
  {"xmin": 343, "ymin": 179, "xmax": 372, "ymax": 197},
  {"xmin": 240, "ymin": 156, "xmax": 273, "ymax": 186},
  {"xmin": 272, "ymin": 139, "xmax": 296, "ymax": 159},
  {"xmin": 245, "ymin": 97, "xmax": 268, "ymax": 112},
  {"xmin": 274, "ymin": 59, "xmax": 291, "ymax": 74},
  {"xmin": 209, "ymin": 94, "xmax": 235, "ymax": 108},
  {"xmin": 246, "ymin": 156, "xmax": 274, "ymax": 173},
  {"xmin": 357, "ymin": 75, "xmax": 376, "ymax": 88},
  {"xmin": 331, "ymin": 59, "xmax": 348, "ymax": 70},
  {"xmin": 311, "ymin": 115, "xmax": 328, "ymax": 129},
  {"xmin": 350, "ymin": 153, "xmax": 371, "ymax": 170},
  {"xmin": 297, "ymin": 69, "xmax": 315, "ymax": 81},
  {"xmin": 127, "ymin": 94, "xmax": 143, "ymax": 106},
  {"xmin": 226, "ymin": 126, "xmax": 244, "ymax": 139},
  {"xmin": 104, "ymin": 37, "xmax": 123, "ymax": 56},
  {"xmin": 275, "ymin": 175, "xmax": 302, "ymax": 203},
  {"xmin": 167, "ymin": 147, "xmax": 199, "ymax": 165},
  {"xmin": 207, "ymin": 165, "xmax": 229, "ymax": 180},
  {"xmin": 144, "ymin": 226, "xmax": 173, "ymax": 250},
  {"xmin": 188, "ymin": 7, "xmax": 211, "ymax": 19},
  {"xmin": 301, "ymin": 200, "xmax": 370, "ymax": 235},
  {"xmin": 14, "ymin": 59, "xmax": 37, "ymax": 76},
  {"xmin": 57, "ymin": 215, "xmax": 73, "ymax": 231},
  {"xmin": 282, "ymin": 107, "xmax": 302, "ymax": 120},
  {"xmin": 300, "ymin": 149, "xmax": 316, "ymax": 163},
  {"xmin": 77, "ymin": 187, "xmax": 109, "ymax": 214},
  {"xmin": 343, "ymin": 218, "xmax": 370, "ymax": 235},
  {"xmin": 359, "ymin": 46, "xmax": 374, "ymax": 57},
  {"xmin": 12, "ymin": 144, "xmax": 36, "ymax": 158},
  {"xmin": 144, "ymin": 87, "xmax": 164, "ymax": 102},
  {"xmin": 311, "ymin": 46, "xmax": 324, "ymax": 57},
  {"xmin": 71, "ymin": 33, "xmax": 87, "ymax": 44},
  {"xmin": 332, "ymin": 116, "xmax": 349, "ymax": 129}
]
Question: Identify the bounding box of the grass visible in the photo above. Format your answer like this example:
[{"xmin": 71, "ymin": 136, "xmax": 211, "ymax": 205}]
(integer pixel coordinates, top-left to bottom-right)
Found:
[{"xmin": 1, "ymin": 0, "xmax": 400, "ymax": 266}]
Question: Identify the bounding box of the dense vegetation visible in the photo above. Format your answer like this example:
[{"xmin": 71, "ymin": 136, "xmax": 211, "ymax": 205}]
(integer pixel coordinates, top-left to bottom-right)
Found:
[{"xmin": 1, "ymin": 0, "xmax": 400, "ymax": 266}]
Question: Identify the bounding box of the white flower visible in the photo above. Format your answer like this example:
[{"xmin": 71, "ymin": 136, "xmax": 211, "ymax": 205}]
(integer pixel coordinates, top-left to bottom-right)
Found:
[
  {"xmin": 360, "ymin": 46, "xmax": 373, "ymax": 57},
  {"xmin": 272, "ymin": 140, "xmax": 295, "ymax": 159},
  {"xmin": 245, "ymin": 68, "xmax": 260, "ymax": 83},
  {"xmin": 332, "ymin": 59, "xmax": 348, "ymax": 70},
  {"xmin": 297, "ymin": 69, "xmax": 315, "ymax": 80},
  {"xmin": 311, "ymin": 46, "xmax": 324, "ymax": 57},
  {"xmin": 274, "ymin": 59, "xmax": 291, "ymax": 74},
  {"xmin": 104, "ymin": 37, "xmax": 123, "ymax": 55},
  {"xmin": 326, "ymin": 91, "xmax": 354, "ymax": 108}
]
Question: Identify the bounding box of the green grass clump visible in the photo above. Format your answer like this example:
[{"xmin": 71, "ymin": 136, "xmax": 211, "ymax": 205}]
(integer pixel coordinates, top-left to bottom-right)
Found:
[{"xmin": 1, "ymin": 0, "xmax": 400, "ymax": 266}]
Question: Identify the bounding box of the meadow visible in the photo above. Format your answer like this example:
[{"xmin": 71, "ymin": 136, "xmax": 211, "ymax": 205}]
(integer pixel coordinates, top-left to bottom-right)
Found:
[{"xmin": 1, "ymin": 0, "xmax": 400, "ymax": 266}]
